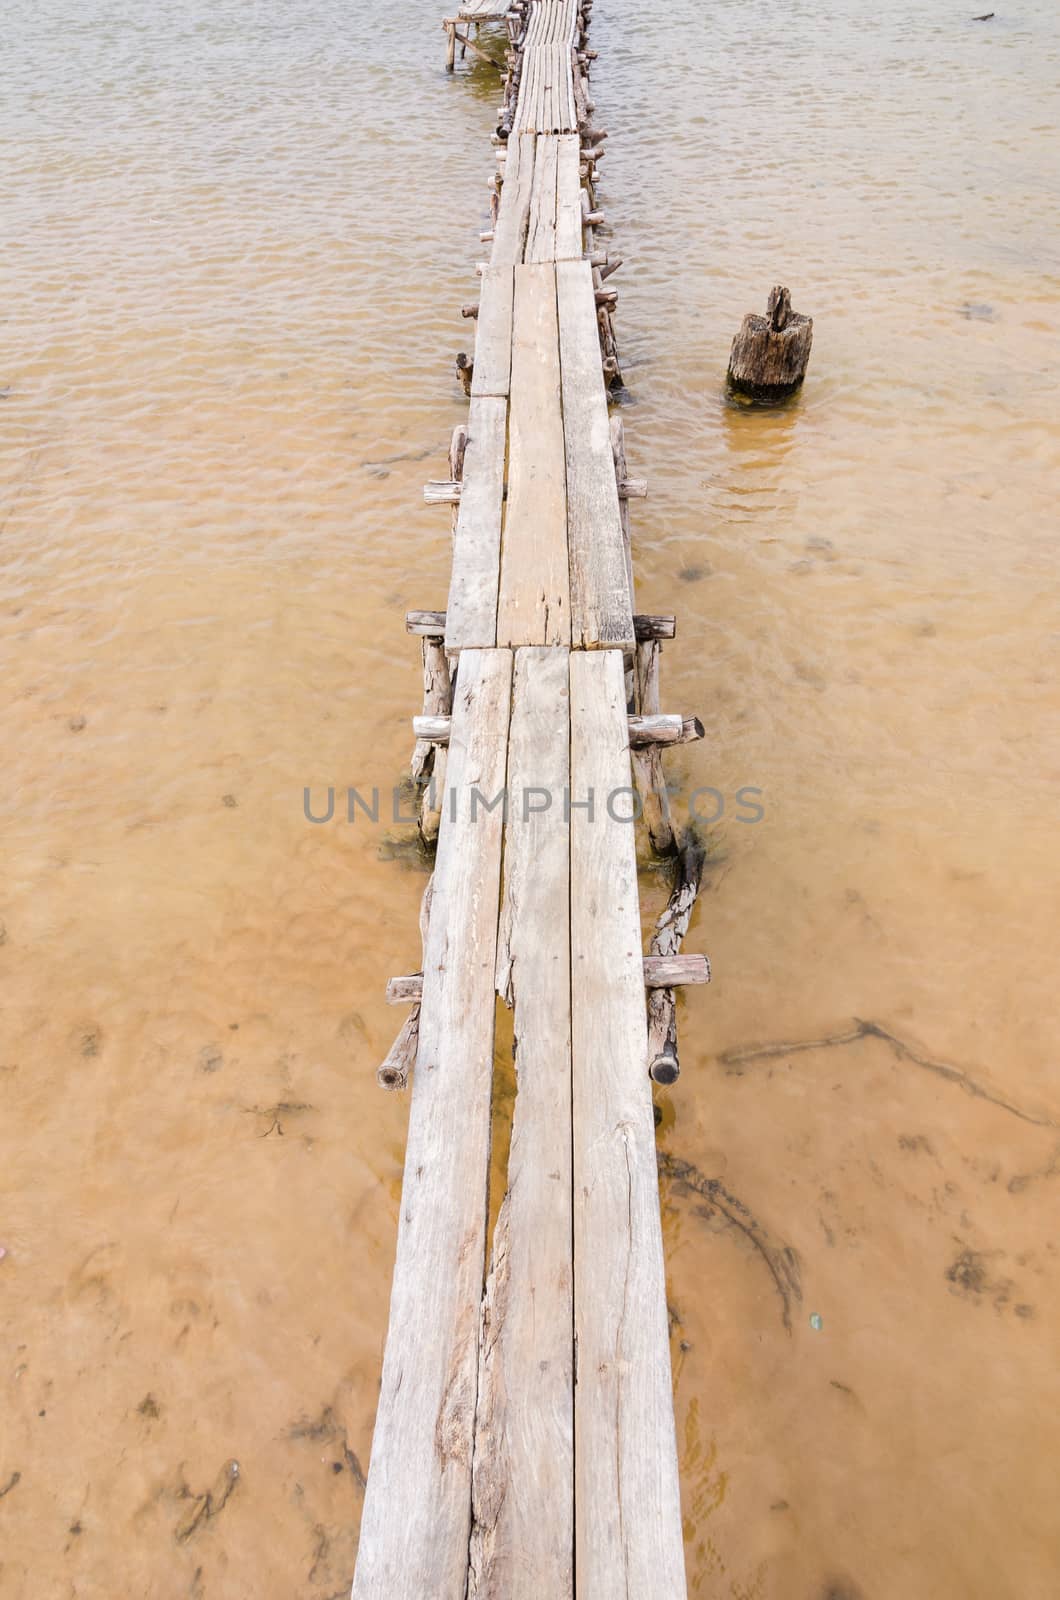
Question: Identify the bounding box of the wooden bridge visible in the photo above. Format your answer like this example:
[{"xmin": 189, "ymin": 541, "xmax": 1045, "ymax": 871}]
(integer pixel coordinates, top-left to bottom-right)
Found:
[{"xmin": 354, "ymin": 4, "xmax": 708, "ymax": 1595}]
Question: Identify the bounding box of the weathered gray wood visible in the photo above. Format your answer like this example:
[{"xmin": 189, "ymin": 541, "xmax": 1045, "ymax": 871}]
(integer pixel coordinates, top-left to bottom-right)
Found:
[
  {"xmin": 568, "ymin": 650, "xmax": 687, "ymax": 1600},
  {"xmin": 525, "ymin": 134, "xmax": 559, "ymax": 263},
  {"xmin": 386, "ymin": 974, "xmax": 425, "ymax": 1005},
  {"xmin": 378, "ymin": 875, "xmax": 435, "ymax": 1091},
  {"xmin": 424, "ymin": 479, "xmax": 463, "ymax": 505},
  {"xmin": 412, "ymin": 714, "xmax": 454, "ymax": 745},
  {"xmin": 629, "ymin": 713, "xmax": 703, "ymax": 747},
  {"xmin": 556, "ymin": 260, "xmax": 634, "ymax": 650},
  {"xmin": 412, "ymin": 710, "xmax": 699, "ymax": 748},
  {"xmin": 411, "ymin": 640, "xmax": 451, "ymax": 782},
  {"xmin": 472, "ymin": 267, "xmax": 516, "ymax": 397},
  {"xmin": 446, "ymin": 396, "xmax": 507, "ymax": 653},
  {"xmin": 647, "ymin": 836, "xmax": 707, "ymax": 1085},
  {"xmin": 385, "ymin": 950, "xmax": 709, "ymax": 1008},
  {"xmin": 406, "ymin": 609, "xmax": 447, "ymax": 636},
  {"xmin": 554, "ymin": 135, "xmax": 583, "ymax": 258},
  {"xmin": 416, "ymin": 637, "xmax": 453, "ymax": 845},
  {"xmin": 491, "ymin": 134, "xmax": 536, "ymax": 266},
  {"xmin": 643, "ymin": 953, "xmax": 710, "ymax": 988},
  {"xmin": 353, "ymin": 649, "xmax": 513, "ymax": 1600},
  {"xmin": 727, "ymin": 285, "xmax": 813, "ymax": 400},
  {"xmin": 631, "ymin": 638, "xmax": 676, "ymax": 856},
  {"xmin": 634, "ymin": 614, "xmax": 676, "ymax": 641},
  {"xmin": 498, "ymin": 264, "xmax": 570, "ymax": 645},
  {"xmin": 469, "ymin": 647, "xmax": 573, "ymax": 1598},
  {"xmin": 408, "ymin": 609, "xmax": 673, "ymax": 640}
]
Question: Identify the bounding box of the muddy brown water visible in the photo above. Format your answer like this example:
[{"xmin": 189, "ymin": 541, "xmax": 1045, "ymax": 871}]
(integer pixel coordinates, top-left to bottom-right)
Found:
[{"xmin": 2, "ymin": 2, "xmax": 1058, "ymax": 1596}]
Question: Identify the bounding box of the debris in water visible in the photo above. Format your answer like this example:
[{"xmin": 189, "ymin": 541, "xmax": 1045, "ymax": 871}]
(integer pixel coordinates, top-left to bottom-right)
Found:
[{"xmin": 810, "ymin": 1312, "xmax": 823, "ymax": 1331}]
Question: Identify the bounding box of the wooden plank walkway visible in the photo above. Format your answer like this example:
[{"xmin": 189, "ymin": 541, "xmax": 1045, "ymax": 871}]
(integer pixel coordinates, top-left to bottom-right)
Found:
[{"xmin": 355, "ymin": 4, "xmax": 706, "ymax": 1595}]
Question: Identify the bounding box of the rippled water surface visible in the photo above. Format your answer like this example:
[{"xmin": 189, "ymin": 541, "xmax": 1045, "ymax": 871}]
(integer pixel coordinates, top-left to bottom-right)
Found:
[{"xmin": 2, "ymin": 2, "xmax": 1058, "ymax": 1595}]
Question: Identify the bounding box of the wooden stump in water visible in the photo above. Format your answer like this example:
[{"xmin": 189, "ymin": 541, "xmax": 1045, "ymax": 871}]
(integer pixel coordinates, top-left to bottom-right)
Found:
[{"xmin": 727, "ymin": 286, "xmax": 813, "ymax": 401}]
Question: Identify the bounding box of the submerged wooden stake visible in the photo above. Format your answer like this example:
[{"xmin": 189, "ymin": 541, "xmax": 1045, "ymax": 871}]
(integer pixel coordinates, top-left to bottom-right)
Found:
[{"xmin": 727, "ymin": 285, "xmax": 813, "ymax": 401}]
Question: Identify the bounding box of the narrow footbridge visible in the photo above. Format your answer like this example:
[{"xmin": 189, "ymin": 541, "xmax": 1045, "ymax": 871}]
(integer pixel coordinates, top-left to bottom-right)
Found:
[{"xmin": 354, "ymin": 5, "xmax": 708, "ymax": 1595}]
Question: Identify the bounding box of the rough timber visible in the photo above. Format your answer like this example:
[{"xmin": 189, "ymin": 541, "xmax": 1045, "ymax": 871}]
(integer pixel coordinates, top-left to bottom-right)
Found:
[{"xmin": 353, "ymin": 4, "xmax": 706, "ymax": 1595}]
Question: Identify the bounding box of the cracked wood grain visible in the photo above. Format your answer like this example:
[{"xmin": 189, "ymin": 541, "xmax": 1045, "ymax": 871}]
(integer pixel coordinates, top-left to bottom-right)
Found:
[
  {"xmin": 569, "ymin": 651, "xmax": 687, "ymax": 1599},
  {"xmin": 469, "ymin": 649, "xmax": 574, "ymax": 1599},
  {"xmin": 352, "ymin": 650, "xmax": 513, "ymax": 1600},
  {"xmin": 497, "ymin": 264, "xmax": 570, "ymax": 646}
]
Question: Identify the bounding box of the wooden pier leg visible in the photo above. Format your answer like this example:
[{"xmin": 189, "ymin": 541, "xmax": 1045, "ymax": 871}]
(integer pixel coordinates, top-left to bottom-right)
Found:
[
  {"xmin": 569, "ymin": 650, "xmax": 688, "ymax": 1599},
  {"xmin": 633, "ymin": 637, "xmax": 677, "ymax": 857},
  {"xmin": 417, "ymin": 636, "xmax": 452, "ymax": 845},
  {"xmin": 469, "ymin": 647, "xmax": 573, "ymax": 1597},
  {"xmin": 445, "ymin": 19, "xmax": 457, "ymax": 72},
  {"xmin": 727, "ymin": 285, "xmax": 813, "ymax": 400},
  {"xmin": 647, "ymin": 836, "xmax": 706, "ymax": 1085},
  {"xmin": 377, "ymin": 874, "xmax": 434, "ymax": 1090},
  {"xmin": 353, "ymin": 649, "xmax": 513, "ymax": 1600}
]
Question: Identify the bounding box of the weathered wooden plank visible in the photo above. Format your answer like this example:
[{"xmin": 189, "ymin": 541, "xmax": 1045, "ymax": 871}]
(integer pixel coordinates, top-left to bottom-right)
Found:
[
  {"xmin": 525, "ymin": 135, "xmax": 558, "ymax": 263},
  {"xmin": 554, "ymin": 135, "xmax": 583, "ymax": 259},
  {"xmin": 492, "ymin": 134, "xmax": 535, "ymax": 266},
  {"xmin": 352, "ymin": 648, "xmax": 514, "ymax": 1600},
  {"xmin": 472, "ymin": 267, "xmax": 515, "ymax": 397},
  {"xmin": 513, "ymin": 48, "xmax": 537, "ymax": 133},
  {"xmin": 557, "ymin": 260, "xmax": 635, "ymax": 650},
  {"xmin": 498, "ymin": 264, "xmax": 570, "ymax": 645},
  {"xmin": 445, "ymin": 396, "xmax": 507, "ymax": 653},
  {"xmin": 568, "ymin": 649, "xmax": 687, "ymax": 1600},
  {"xmin": 469, "ymin": 646, "xmax": 573, "ymax": 1599}
]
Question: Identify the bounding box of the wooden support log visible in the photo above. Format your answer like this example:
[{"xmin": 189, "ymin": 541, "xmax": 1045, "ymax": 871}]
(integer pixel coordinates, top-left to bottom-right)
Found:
[
  {"xmin": 456, "ymin": 351, "xmax": 474, "ymax": 395},
  {"xmin": 417, "ymin": 637, "xmax": 452, "ymax": 845},
  {"xmin": 424, "ymin": 480, "xmax": 463, "ymax": 505},
  {"xmin": 411, "ymin": 711, "xmax": 703, "ymax": 748},
  {"xmin": 628, "ymin": 713, "xmax": 704, "ymax": 747},
  {"xmin": 727, "ymin": 285, "xmax": 813, "ymax": 401},
  {"xmin": 387, "ymin": 954, "xmax": 708, "ymax": 1010},
  {"xmin": 378, "ymin": 875, "xmax": 435, "ymax": 1090},
  {"xmin": 631, "ymin": 638, "xmax": 676, "ymax": 856},
  {"xmin": 452, "ymin": 27, "xmax": 505, "ymax": 69},
  {"xmin": 643, "ymin": 954, "xmax": 710, "ymax": 988},
  {"xmin": 634, "ymin": 614, "xmax": 676, "ymax": 641},
  {"xmin": 406, "ymin": 608, "xmax": 674, "ymax": 640},
  {"xmin": 445, "ymin": 19, "xmax": 457, "ymax": 71},
  {"xmin": 411, "ymin": 639, "xmax": 452, "ymax": 782},
  {"xmin": 425, "ymin": 478, "xmax": 639, "ymax": 509},
  {"xmin": 647, "ymin": 835, "xmax": 707, "ymax": 1085}
]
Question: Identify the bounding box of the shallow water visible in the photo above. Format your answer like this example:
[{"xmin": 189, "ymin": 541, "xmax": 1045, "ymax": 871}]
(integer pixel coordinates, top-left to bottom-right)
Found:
[{"xmin": 2, "ymin": 1, "xmax": 1058, "ymax": 1595}]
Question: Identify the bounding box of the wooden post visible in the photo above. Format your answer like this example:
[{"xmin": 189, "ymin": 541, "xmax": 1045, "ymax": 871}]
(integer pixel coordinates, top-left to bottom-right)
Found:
[
  {"xmin": 632, "ymin": 638, "xmax": 677, "ymax": 855},
  {"xmin": 377, "ymin": 875, "xmax": 434, "ymax": 1090},
  {"xmin": 647, "ymin": 836, "xmax": 707, "ymax": 1085},
  {"xmin": 445, "ymin": 19, "xmax": 457, "ymax": 71},
  {"xmin": 727, "ymin": 285, "xmax": 813, "ymax": 401}
]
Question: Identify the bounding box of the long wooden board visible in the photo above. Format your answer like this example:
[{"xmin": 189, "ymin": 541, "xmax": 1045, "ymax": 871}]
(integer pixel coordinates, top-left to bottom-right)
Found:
[
  {"xmin": 472, "ymin": 266, "xmax": 515, "ymax": 397},
  {"xmin": 525, "ymin": 135, "xmax": 559, "ymax": 264},
  {"xmin": 497, "ymin": 264, "xmax": 571, "ymax": 645},
  {"xmin": 492, "ymin": 135, "xmax": 536, "ymax": 267},
  {"xmin": 353, "ymin": 649, "xmax": 513, "ymax": 1600},
  {"xmin": 554, "ymin": 135, "xmax": 583, "ymax": 259},
  {"xmin": 568, "ymin": 650, "xmax": 687, "ymax": 1599},
  {"xmin": 557, "ymin": 260, "xmax": 636, "ymax": 649},
  {"xmin": 469, "ymin": 646, "xmax": 574, "ymax": 1598},
  {"xmin": 445, "ymin": 396, "xmax": 507, "ymax": 652}
]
